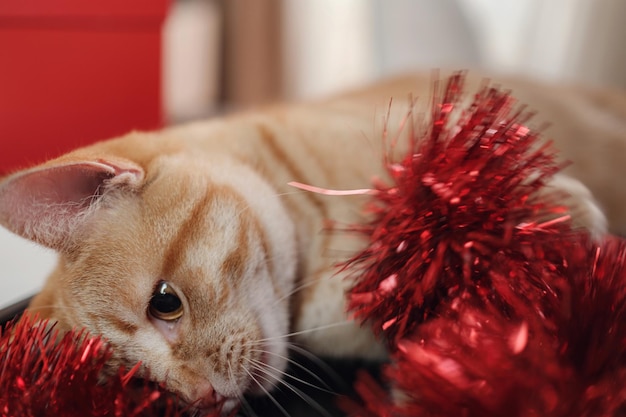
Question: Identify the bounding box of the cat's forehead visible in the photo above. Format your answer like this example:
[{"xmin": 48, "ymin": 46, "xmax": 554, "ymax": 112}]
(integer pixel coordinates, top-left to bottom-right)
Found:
[
  {"xmin": 70, "ymin": 157, "xmax": 252, "ymax": 273},
  {"xmin": 143, "ymin": 154, "xmax": 247, "ymax": 205},
  {"xmin": 140, "ymin": 164, "xmax": 251, "ymax": 242}
]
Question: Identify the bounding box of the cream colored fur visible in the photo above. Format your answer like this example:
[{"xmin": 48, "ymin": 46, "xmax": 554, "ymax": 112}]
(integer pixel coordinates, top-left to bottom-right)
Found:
[{"xmin": 1, "ymin": 71, "xmax": 625, "ymax": 410}]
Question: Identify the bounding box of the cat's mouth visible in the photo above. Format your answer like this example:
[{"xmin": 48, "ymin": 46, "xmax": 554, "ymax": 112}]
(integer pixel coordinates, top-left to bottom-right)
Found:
[
  {"xmin": 182, "ymin": 396, "xmax": 230, "ymax": 416},
  {"xmin": 126, "ymin": 376, "xmax": 231, "ymax": 415}
]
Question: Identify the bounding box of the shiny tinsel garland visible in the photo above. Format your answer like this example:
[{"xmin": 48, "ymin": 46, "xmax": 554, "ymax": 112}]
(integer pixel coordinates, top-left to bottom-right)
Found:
[{"xmin": 340, "ymin": 73, "xmax": 626, "ymax": 416}]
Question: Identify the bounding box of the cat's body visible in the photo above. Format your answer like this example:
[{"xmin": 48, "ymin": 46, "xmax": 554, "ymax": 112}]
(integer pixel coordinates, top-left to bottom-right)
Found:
[{"xmin": 1, "ymin": 72, "xmax": 626, "ymax": 410}]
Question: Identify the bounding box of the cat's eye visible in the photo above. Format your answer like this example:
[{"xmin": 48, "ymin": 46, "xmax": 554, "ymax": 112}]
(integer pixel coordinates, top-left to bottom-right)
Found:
[{"xmin": 149, "ymin": 282, "xmax": 184, "ymax": 321}]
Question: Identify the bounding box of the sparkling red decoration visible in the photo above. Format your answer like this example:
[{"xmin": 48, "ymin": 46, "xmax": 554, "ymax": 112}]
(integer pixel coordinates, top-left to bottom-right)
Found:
[
  {"xmin": 343, "ymin": 73, "xmax": 573, "ymax": 346},
  {"xmin": 0, "ymin": 313, "xmax": 221, "ymax": 417},
  {"xmin": 340, "ymin": 73, "xmax": 626, "ymax": 416}
]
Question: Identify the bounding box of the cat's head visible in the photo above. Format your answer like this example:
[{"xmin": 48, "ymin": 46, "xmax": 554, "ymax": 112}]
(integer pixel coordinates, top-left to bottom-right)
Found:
[{"xmin": 0, "ymin": 142, "xmax": 297, "ymax": 411}]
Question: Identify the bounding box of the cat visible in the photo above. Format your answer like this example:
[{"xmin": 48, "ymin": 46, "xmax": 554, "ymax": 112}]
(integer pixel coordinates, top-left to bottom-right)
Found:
[{"xmin": 1, "ymin": 71, "xmax": 625, "ymax": 412}]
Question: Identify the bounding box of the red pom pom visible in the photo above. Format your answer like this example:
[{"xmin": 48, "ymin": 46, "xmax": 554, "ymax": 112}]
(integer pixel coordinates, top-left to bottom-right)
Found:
[
  {"xmin": 0, "ymin": 314, "xmax": 222, "ymax": 417},
  {"xmin": 341, "ymin": 73, "xmax": 626, "ymax": 416},
  {"xmin": 343, "ymin": 73, "xmax": 572, "ymax": 347},
  {"xmin": 345, "ymin": 236, "xmax": 626, "ymax": 417}
]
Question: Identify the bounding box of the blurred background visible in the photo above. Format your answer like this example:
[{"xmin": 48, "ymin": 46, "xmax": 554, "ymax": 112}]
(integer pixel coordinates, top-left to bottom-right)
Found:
[
  {"xmin": 1, "ymin": 0, "xmax": 626, "ymax": 307},
  {"xmin": 164, "ymin": 0, "xmax": 626, "ymax": 117}
]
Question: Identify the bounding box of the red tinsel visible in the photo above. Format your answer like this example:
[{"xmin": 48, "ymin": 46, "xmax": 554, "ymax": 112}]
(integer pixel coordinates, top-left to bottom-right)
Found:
[
  {"xmin": 0, "ymin": 314, "xmax": 220, "ymax": 417},
  {"xmin": 344, "ymin": 73, "xmax": 571, "ymax": 346},
  {"xmin": 341, "ymin": 73, "xmax": 626, "ymax": 416}
]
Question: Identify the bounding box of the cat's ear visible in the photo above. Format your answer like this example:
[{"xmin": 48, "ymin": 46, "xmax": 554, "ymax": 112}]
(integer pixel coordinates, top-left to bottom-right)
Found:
[{"xmin": 0, "ymin": 157, "xmax": 144, "ymax": 251}]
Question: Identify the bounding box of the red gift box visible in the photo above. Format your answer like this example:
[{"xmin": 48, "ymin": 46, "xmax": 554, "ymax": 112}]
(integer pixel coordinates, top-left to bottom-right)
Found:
[{"xmin": 0, "ymin": 0, "xmax": 170, "ymax": 174}]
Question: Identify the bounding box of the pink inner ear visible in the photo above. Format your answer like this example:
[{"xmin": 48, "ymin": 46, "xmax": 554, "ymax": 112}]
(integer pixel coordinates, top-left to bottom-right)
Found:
[
  {"xmin": 0, "ymin": 160, "xmax": 144, "ymax": 250},
  {"xmin": 22, "ymin": 164, "xmax": 115, "ymax": 212}
]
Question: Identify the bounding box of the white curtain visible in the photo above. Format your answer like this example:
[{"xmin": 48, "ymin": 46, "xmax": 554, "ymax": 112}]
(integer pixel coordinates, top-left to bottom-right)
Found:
[
  {"xmin": 281, "ymin": 0, "xmax": 482, "ymax": 99},
  {"xmin": 281, "ymin": 0, "xmax": 626, "ymax": 100},
  {"xmin": 458, "ymin": 0, "xmax": 626, "ymax": 88}
]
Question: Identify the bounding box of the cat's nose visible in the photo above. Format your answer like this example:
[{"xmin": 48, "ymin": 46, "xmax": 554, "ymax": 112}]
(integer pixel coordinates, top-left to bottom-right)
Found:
[{"xmin": 193, "ymin": 382, "xmax": 218, "ymax": 408}]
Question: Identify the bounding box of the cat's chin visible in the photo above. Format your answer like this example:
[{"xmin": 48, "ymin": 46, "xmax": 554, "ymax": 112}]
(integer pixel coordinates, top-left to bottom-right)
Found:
[
  {"xmin": 219, "ymin": 398, "xmax": 241, "ymax": 415},
  {"xmin": 182, "ymin": 395, "xmax": 238, "ymax": 417},
  {"xmin": 174, "ymin": 391, "xmax": 228, "ymax": 416}
]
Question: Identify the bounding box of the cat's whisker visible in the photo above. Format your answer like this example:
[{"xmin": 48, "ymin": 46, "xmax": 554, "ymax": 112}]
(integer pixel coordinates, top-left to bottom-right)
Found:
[
  {"xmin": 273, "ymin": 381, "xmax": 334, "ymax": 417},
  {"xmin": 188, "ymin": 408, "xmax": 207, "ymax": 417},
  {"xmin": 244, "ymin": 320, "xmax": 353, "ymax": 345},
  {"xmin": 271, "ymin": 275, "xmax": 326, "ymax": 306},
  {"xmin": 246, "ymin": 359, "xmax": 334, "ymax": 417},
  {"xmin": 249, "ymin": 347, "xmax": 334, "ymax": 392},
  {"xmin": 242, "ymin": 367, "xmax": 291, "ymax": 417},
  {"xmin": 227, "ymin": 361, "xmax": 258, "ymax": 417},
  {"xmin": 245, "ymin": 359, "xmax": 282, "ymax": 389},
  {"xmin": 20, "ymin": 304, "xmax": 75, "ymax": 315},
  {"xmin": 247, "ymin": 357, "xmax": 336, "ymax": 395},
  {"xmin": 285, "ymin": 344, "xmax": 348, "ymax": 389},
  {"xmin": 236, "ymin": 395, "xmax": 257, "ymax": 417}
]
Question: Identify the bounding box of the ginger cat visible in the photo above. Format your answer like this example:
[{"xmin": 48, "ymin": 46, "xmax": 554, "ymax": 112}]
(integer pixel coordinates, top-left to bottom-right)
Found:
[{"xmin": 1, "ymin": 72, "xmax": 625, "ymax": 411}]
